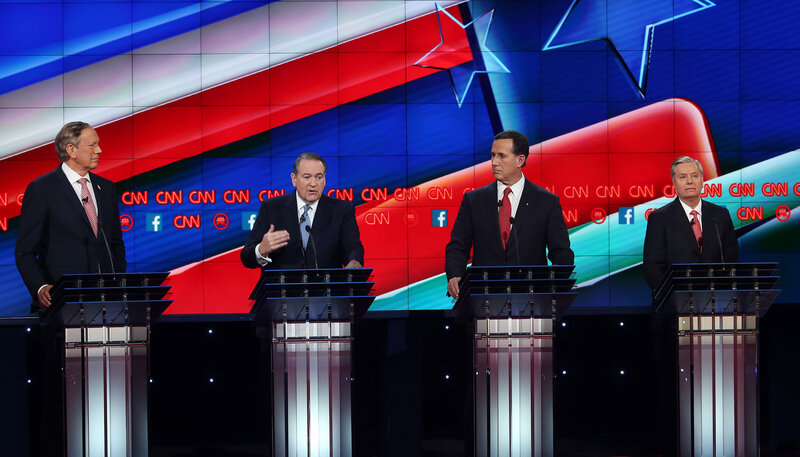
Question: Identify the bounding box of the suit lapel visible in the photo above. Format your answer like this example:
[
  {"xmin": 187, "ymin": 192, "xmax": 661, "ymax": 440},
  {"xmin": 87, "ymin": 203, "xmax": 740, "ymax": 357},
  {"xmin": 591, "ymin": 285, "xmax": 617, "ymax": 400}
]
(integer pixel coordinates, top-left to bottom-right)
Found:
[
  {"xmin": 56, "ymin": 166, "xmax": 94, "ymax": 234},
  {"xmin": 284, "ymin": 192, "xmax": 303, "ymax": 244},
  {"xmin": 670, "ymin": 199, "xmax": 701, "ymax": 255},
  {"xmin": 483, "ymin": 182, "xmax": 505, "ymax": 252},
  {"xmin": 312, "ymin": 196, "xmax": 332, "ymax": 233}
]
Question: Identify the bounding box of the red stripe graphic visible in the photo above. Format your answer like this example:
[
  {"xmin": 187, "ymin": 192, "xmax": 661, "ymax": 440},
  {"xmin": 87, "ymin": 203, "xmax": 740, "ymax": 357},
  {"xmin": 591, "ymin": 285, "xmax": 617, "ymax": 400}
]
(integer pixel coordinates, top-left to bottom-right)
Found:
[{"xmin": 0, "ymin": 6, "xmax": 470, "ymax": 221}]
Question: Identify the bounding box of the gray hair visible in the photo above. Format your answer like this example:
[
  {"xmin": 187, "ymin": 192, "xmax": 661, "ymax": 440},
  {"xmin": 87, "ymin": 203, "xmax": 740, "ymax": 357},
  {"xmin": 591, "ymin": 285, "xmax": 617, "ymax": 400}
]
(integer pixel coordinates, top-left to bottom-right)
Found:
[
  {"xmin": 670, "ymin": 156, "xmax": 704, "ymax": 178},
  {"xmin": 292, "ymin": 152, "xmax": 327, "ymax": 175},
  {"xmin": 55, "ymin": 121, "xmax": 91, "ymax": 161}
]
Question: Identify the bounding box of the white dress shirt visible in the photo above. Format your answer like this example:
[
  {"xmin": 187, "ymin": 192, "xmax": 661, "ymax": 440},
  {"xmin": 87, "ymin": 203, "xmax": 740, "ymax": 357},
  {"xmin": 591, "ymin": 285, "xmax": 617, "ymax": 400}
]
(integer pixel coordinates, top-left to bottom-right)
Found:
[
  {"xmin": 61, "ymin": 162, "xmax": 99, "ymax": 217},
  {"xmin": 678, "ymin": 198, "xmax": 702, "ymax": 230},
  {"xmin": 496, "ymin": 173, "xmax": 526, "ymax": 220}
]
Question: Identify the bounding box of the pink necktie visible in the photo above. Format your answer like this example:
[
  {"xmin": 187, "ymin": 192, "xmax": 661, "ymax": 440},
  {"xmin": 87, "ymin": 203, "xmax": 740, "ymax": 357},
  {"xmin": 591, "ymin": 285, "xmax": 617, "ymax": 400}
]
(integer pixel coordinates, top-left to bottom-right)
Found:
[
  {"xmin": 79, "ymin": 178, "xmax": 98, "ymax": 237},
  {"xmin": 499, "ymin": 187, "xmax": 512, "ymax": 249},
  {"xmin": 690, "ymin": 209, "xmax": 702, "ymax": 253}
]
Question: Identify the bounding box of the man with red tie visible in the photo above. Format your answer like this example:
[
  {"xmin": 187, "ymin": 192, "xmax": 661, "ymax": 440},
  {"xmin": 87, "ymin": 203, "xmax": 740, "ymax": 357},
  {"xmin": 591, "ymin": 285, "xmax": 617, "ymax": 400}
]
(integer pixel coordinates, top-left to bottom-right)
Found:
[
  {"xmin": 15, "ymin": 121, "xmax": 126, "ymax": 313},
  {"xmin": 445, "ymin": 130, "xmax": 574, "ymax": 298},
  {"xmin": 642, "ymin": 156, "xmax": 739, "ymax": 290}
]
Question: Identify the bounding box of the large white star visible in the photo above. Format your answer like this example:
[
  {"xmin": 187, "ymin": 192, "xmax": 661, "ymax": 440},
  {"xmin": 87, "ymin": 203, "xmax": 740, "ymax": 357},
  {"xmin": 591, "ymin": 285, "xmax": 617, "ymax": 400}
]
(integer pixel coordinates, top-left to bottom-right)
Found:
[{"xmin": 414, "ymin": 3, "xmax": 510, "ymax": 107}]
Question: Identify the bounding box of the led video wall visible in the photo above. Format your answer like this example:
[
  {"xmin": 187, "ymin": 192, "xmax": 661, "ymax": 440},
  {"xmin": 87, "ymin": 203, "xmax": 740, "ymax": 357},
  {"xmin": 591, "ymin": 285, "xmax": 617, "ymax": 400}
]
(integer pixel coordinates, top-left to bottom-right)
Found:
[{"xmin": 1, "ymin": 0, "xmax": 799, "ymax": 316}]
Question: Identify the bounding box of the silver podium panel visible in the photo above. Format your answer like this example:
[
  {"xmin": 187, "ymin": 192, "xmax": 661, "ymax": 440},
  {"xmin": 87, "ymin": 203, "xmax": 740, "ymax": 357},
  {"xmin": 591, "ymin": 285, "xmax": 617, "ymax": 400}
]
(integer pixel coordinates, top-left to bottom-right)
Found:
[{"xmin": 474, "ymin": 317, "xmax": 554, "ymax": 457}]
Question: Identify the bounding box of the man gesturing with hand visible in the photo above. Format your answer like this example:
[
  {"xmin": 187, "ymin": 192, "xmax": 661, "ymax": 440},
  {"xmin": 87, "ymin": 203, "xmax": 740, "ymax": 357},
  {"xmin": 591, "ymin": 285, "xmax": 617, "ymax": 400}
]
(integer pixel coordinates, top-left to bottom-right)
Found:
[{"xmin": 241, "ymin": 152, "xmax": 364, "ymax": 272}]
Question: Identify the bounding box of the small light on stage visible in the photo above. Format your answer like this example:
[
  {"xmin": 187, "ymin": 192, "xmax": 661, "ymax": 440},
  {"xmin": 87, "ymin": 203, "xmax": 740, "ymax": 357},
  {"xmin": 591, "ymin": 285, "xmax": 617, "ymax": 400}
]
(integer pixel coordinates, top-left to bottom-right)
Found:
[
  {"xmin": 619, "ymin": 321, "xmax": 624, "ymax": 327},
  {"xmin": 680, "ymin": 368, "xmax": 684, "ymax": 372},
  {"xmin": 209, "ymin": 378, "xmax": 214, "ymax": 383},
  {"xmin": 445, "ymin": 325, "xmax": 450, "ymax": 330},
  {"xmin": 26, "ymin": 379, "xmax": 32, "ymax": 384},
  {"xmin": 476, "ymin": 371, "xmax": 479, "ymax": 375},
  {"xmin": 26, "ymin": 327, "xmax": 31, "ymax": 332},
  {"xmin": 149, "ymin": 379, "xmax": 154, "ymax": 383},
  {"xmin": 620, "ymin": 370, "xmax": 625, "ymax": 375},
  {"xmin": 562, "ymin": 370, "xmax": 567, "ymax": 375},
  {"xmin": 445, "ymin": 374, "xmax": 450, "ymax": 380},
  {"xmin": 208, "ymin": 329, "xmax": 213, "ymax": 334}
]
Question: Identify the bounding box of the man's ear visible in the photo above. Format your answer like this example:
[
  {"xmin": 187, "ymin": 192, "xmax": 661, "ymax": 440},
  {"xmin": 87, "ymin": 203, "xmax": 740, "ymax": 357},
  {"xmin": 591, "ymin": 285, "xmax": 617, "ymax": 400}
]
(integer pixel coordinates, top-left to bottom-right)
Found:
[{"xmin": 65, "ymin": 143, "xmax": 77, "ymax": 159}]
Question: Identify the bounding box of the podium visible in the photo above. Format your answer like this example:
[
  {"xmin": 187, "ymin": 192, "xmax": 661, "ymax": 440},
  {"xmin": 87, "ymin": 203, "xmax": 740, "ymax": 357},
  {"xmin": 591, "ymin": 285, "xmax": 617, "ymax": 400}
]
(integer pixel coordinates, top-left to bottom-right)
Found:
[
  {"xmin": 653, "ymin": 263, "xmax": 781, "ymax": 457},
  {"xmin": 42, "ymin": 272, "xmax": 172, "ymax": 457},
  {"xmin": 249, "ymin": 268, "xmax": 374, "ymax": 457},
  {"xmin": 454, "ymin": 265, "xmax": 577, "ymax": 457}
]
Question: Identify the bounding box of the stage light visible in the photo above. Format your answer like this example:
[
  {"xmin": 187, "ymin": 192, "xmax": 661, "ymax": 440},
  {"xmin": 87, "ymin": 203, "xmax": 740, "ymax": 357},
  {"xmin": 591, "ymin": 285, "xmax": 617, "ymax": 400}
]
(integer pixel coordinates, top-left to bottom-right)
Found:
[
  {"xmin": 620, "ymin": 370, "xmax": 625, "ymax": 375},
  {"xmin": 619, "ymin": 321, "xmax": 624, "ymax": 327},
  {"xmin": 209, "ymin": 378, "xmax": 214, "ymax": 383},
  {"xmin": 26, "ymin": 327, "xmax": 31, "ymax": 332},
  {"xmin": 445, "ymin": 374, "xmax": 450, "ymax": 380},
  {"xmin": 445, "ymin": 325, "xmax": 450, "ymax": 330},
  {"xmin": 562, "ymin": 370, "xmax": 567, "ymax": 375},
  {"xmin": 561, "ymin": 322, "xmax": 566, "ymax": 327},
  {"xmin": 26, "ymin": 379, "xmax": 31, "ymax": 384},
  {"xmin": 208, "ymin": 329, "xmax": 213, "ymax": 334}
]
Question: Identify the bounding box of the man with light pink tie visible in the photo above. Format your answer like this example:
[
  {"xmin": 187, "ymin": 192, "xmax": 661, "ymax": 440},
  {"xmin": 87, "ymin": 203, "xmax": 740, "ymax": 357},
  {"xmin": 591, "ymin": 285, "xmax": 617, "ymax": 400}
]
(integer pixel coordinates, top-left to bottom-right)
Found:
[{"xmin": 15, "ymin": 121, "xmax": 126, "ymax": 313}]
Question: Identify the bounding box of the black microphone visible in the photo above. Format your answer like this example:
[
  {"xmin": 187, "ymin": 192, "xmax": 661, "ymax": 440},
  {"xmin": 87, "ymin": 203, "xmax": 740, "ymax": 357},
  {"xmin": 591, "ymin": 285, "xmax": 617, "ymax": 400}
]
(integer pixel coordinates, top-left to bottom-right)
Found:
[
  {"xmin": 304, "ymin": 225, "xmax": 319, "ymax": 270},
  {"xmin": 97, "ymin": 221, "xmax": 116, "ymax": 274},
  {"xmin": 81, "ymin": 197, "xmax": 89, "ymax": 204},
  {"xmin": 509, "ymin": 216, "xmax": 521, "ymax": 267},
  {"xmin": 299, "ymin": 214, "xmax": 306, "ymax": 224},
  {"xmin": 712, "ymin": 217, "xmax": 725, "ymax": 264},
  {"xmin": 498, "ymin": 200, "xmax": 503, "ymax": 207}
]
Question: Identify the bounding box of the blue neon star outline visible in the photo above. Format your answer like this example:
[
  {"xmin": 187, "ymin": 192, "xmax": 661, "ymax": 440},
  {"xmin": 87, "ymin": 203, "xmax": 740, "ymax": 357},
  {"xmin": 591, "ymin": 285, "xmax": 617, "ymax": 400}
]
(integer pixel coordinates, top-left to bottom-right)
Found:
[
  {"xmin": 543, "ymin": 0, "xmax": 715, "ymax": 98},
  {"xmin": 414, "ymin": 3, "xmax": 510, "ymax": 107}
]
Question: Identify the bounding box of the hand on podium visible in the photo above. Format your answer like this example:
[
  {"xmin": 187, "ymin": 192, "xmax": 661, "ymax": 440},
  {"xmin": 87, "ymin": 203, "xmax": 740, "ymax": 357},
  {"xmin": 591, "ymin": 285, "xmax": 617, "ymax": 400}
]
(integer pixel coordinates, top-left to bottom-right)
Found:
[
  {"xmin": 447, "ymin": 277, "xmax": 461, "ymax": 299},
  {"xmin": 37, "ymin": 284, "xmax": 54, "ymax": 307},
  {"xmin": 344, "ymin": 259, "xmax": 362, "ymax": 269}
]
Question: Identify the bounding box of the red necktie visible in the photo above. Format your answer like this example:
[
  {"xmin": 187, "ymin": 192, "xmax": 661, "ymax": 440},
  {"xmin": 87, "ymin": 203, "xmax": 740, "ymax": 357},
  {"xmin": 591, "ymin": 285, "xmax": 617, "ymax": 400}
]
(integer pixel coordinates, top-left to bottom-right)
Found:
[
  {"xmin": 499, "ymin": 187, "xmax": 512, "ymax": 249},
  {"xmin": 690, "ymin": 209, "xmax": 702, "ymax": 253},
  {"xmin": 79, "ymin": 178, "xmax": 98, "ymax": 237}
]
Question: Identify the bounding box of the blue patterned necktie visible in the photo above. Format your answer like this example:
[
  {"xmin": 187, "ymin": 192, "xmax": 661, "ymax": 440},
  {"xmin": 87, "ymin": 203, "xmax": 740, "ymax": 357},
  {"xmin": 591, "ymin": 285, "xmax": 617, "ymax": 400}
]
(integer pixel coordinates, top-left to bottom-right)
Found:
[{"xmin": 300, "ymin": 204, "xmax": 311, "ymax": 248}]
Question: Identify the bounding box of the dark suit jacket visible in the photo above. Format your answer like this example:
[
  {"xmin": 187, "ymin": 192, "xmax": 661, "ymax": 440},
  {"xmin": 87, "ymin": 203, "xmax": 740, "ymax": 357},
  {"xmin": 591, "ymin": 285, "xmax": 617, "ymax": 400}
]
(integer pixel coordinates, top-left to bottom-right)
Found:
[
  {"xmin": 240, "ymin": 192, "xmax": 364, "ymax": 272},
  {"xmin": 445, "ymin": 179, "xmax": 574, "ymax": 279},
  {"xmin": 643, "ymin": 198, "xmax": 739, "ymax": 290},
  {"xmin": 15, "ymin": 165, "xmax": 127, "ymax": 312}
]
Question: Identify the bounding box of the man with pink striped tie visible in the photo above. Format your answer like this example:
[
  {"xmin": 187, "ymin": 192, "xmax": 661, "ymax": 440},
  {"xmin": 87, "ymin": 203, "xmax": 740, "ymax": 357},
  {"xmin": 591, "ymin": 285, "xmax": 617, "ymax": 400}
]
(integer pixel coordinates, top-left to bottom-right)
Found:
[{"xmin": 15, "ymin": 121, "xmax": 127, "ymax": 314}]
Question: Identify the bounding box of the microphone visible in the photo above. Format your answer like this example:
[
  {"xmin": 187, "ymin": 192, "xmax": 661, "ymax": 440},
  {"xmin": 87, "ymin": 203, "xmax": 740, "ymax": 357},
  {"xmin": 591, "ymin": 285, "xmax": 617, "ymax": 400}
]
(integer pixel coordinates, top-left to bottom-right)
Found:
[
  {"xmin": 299, "ymin": 214, "xmax": 306, "ymax": 224},
  {"xmin": 97, "ymin": 221, "xmax": 116, "ymax": 274},
  {"xmin": 304, "ymin": 225, "xmax": 319, "ymax": 270},
  {"xmin": 498, "ymin": 200, "xmax": 503, "ymax": 207},
  {"xmin": 712, "ymin": 217, "xmax": 725, "ymax": 264},
  {"xmin": 81, "ymin": 197, "xmax": 89, "ymax": 204},
  {"xmin": 509, "ymin": 216, "xmax": 521, "ymax": 267}
]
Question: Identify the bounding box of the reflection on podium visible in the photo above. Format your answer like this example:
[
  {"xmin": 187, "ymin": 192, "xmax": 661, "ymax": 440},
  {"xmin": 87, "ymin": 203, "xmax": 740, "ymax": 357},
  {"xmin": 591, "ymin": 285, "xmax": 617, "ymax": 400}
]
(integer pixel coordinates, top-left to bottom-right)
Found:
[
  {"xmin": 455, "ymin": 265, "xmax": 577, "ymax": 457},
  {"xmin": 654, "ymin": 262, "xmax": 781, "ymax": 457},
  {"xmin": 44, "ymin": 272, "xmax": 171, "ymax": 457},
  {"xmin": 249, "ymin": 268, "xmax": 374, "ymax": 457}
]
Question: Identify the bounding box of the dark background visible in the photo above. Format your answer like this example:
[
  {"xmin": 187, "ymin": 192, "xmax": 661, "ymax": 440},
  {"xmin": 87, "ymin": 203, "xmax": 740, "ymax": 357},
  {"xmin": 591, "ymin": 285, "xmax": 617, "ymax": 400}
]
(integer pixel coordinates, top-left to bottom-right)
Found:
[{"xmin": 2, "ymin": 303, "xmax": 798, "ymax": 456}]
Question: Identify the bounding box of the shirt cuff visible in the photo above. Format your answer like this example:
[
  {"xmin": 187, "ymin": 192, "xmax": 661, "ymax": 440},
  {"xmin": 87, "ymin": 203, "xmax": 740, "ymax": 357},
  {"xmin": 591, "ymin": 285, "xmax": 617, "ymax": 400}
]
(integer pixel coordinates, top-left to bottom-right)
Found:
[
  {"xmin": 37, "ymin": 284, "xmax": 50, "ymax": 295},
  {"xmin": 255, "ymin": 244, "xmax": 272, "ymax": 267}
]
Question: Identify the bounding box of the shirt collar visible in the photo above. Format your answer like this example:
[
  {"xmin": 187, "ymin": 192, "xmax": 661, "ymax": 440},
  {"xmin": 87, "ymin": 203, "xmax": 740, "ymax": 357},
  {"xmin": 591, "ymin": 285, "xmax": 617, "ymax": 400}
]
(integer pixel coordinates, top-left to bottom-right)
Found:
[
  {"xmin": 61, "ymin": 162, "xmax": 90, "ymax": 184},
  {"xmin": 497, "ymin": 173, "xmax": 526, "ymax": 198},
  {"xmin": 678, "ymin": 198, "xmax": 701, "ymax": 217},
  {"xmin": 295, "ymin": 192, "xmax": 320, "ymax": 214}
]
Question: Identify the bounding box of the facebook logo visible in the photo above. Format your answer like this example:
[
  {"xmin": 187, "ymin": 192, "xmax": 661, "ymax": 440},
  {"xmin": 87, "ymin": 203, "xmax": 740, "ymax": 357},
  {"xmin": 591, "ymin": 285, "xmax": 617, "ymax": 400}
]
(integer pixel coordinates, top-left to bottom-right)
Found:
[
  {"xmin": 618, "ymin": 207, "xmax": 634, "ymax": 225},
  {"xmin": 242, "ymin": 212, "xmax": 257, "ymax": 231},
  {"xmin": 146, "ymin": 213, "xmax": 163, "ymax": 232},
  {"xmin": 433, "ymin": 209, "xmax": 448, "ymax": 227}
]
